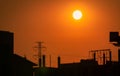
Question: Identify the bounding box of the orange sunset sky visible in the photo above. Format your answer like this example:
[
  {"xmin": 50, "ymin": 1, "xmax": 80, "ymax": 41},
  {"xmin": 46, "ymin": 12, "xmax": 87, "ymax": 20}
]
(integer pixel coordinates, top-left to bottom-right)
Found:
[{"xmin": 0, "ymin": 0, "xmax": 120, "ymax": 67}]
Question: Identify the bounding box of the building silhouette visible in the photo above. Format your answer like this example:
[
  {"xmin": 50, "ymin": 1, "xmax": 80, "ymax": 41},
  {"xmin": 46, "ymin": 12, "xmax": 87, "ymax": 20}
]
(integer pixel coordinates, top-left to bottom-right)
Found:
[
  {"xmin": 59, "ymin": 59, "xmax": 98, "ymax": 76},
  {"xmin": 12, "ymin": 54, "xmax": 36, "ymax": 76},
  {"xmin": 1, "ymin": 30, "xmax": 120, "ymax": 76},
  {"xmin": 0, "ymin": 31, "xmax": 13, "ymax": 76},
  {"xmin": 0, "ymin": 31, "xmax": 36, "ymax": 76}
]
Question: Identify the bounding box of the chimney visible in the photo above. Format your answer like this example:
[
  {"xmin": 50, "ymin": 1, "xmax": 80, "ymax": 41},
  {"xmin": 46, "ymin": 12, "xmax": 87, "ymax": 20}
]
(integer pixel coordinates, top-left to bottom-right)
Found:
[
  {"xmin": 93, "ymin": 52, "xmax": 96, "ymax": 61},
  {"xmin": 103, "ymin": 53, "xmax": 105, "ymax": 65},
  {"xmin": 43, "ymin": 55, "xmax": 46, "ymax": 67},
  {"xmin": 118, "ymin": 49, "xmax": 120, "ymax": 63},
  {"xmin": 58, "ymin": 56, "xmax": 61, "ymax": 68},
  {"xmin": 109, "ymin": 51, "xmax": 112, "ymax": 62}
]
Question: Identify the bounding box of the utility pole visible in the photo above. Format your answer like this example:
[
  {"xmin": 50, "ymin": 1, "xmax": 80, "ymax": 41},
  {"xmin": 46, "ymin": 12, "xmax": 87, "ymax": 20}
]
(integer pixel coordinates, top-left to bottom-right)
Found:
[{"xmin": 35, "ymin": 42, "xmax": 46, "ymax": 67}]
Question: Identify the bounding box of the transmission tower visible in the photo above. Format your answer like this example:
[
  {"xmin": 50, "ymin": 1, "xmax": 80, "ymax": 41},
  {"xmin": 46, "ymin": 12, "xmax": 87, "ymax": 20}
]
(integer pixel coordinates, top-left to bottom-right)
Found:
[{"xmin": 35, "ymin": 42, "xmax": 46, "ymax": 67}]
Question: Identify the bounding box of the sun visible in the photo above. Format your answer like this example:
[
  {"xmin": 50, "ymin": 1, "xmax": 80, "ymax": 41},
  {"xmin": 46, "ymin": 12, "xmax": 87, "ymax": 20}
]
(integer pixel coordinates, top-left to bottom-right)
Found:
[{"xmin": 72, "ymin": 10, "xmax": 82, "ymax": 20}]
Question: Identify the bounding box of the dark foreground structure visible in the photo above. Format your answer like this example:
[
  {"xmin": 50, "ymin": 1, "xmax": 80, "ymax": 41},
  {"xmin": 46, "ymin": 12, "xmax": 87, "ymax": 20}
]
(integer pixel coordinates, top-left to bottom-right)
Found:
[
  {"xmin": 1, "ymin": 30, "xmax": 120, "ymax": 76},
  {"xmin": 34, "ymin": 52, "xmax": 120, "ymax": 76},
  {"xmin": 0, "ymin": 31, "xmax": 36, "ymax": 76},
  {"xmin": 34, "ymin": 32, "xmax": 120, "ymax": 76}
]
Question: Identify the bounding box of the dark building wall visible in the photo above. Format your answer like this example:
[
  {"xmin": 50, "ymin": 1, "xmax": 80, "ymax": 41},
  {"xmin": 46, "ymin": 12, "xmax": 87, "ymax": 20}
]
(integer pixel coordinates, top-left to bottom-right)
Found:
[
  {"xmin": 59, "ymin": 60, "xmax": 98, "ymax": 76},
  {"xmin": 110, "ymin": 32, "xmax": 119, "ymax": 42},
  {"xmin": 12, "ymin": 54, "xmax": 36, "ymax": 76},
  {"xmin": 0, "ymin": 31, "xmax": 13, "ymax": 55},
  {"xmin": 0, "ymin": 31, "xmax": 13, "ymax": 64},
  {"xmin": 34, "ymin": 67, "xmax": 58, "ymax": 76},
  {"xmin": 118, "ymin": 49, "xmax": 120, "ymax": 63},
  {"xmin": 0, "ymin": 31, "xmax": 35, "ymax": 76},
  {"xmin": 0, "ymin": 31, "xmax": 13, "ymax": 76}
]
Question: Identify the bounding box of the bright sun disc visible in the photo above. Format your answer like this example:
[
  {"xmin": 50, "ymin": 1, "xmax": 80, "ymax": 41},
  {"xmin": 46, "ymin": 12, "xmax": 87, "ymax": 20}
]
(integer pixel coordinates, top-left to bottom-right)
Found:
[{"xmin": 72, "ymin": 10, "xmax": 82, "ymax": 20}]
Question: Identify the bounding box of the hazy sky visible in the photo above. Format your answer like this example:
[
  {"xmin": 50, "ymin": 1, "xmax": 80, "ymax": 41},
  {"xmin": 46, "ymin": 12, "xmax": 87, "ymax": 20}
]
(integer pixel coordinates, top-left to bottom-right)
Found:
[{"xmin": 0, "ymin": 0, "xmax": 120, "ymax": 67}]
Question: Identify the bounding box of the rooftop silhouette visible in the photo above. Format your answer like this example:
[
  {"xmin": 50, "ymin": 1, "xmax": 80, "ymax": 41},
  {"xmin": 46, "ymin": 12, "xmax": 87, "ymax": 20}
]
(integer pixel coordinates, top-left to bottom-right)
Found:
[
  {"xmin": 0, "ymin": 31, "xmax": 36, "ymax": 76},
  {"xmin": 0, "ymin": 30, "xmax": 120, "ymax": 76}
]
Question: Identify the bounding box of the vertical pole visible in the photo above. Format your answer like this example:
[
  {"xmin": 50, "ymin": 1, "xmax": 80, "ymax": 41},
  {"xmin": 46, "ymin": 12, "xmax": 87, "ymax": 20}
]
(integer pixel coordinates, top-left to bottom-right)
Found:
[
  {"xmin": 118, "ymin": 49, "xmax": 120, "ymax": 63},
  {"xmin": 109, "ymin": 51, "xmax": 112, "ymax": 62},
  {"xmin": 103, "ymin": 53, "xmax": 106, "ymax": 65},
  {"xmin": 43, "ymin": 55, "xmax": 45, "ymax": 67},
  {"xmin": 39, "ymin": 58, "xmax": 41, "ymax": 67},
  {"xmin": 93, "ymin": 52, "xmax": 96, "ymax": 61},
  {"xmin": 58, "ymin": 56, "xmax": 61, "ymax": 68}
]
